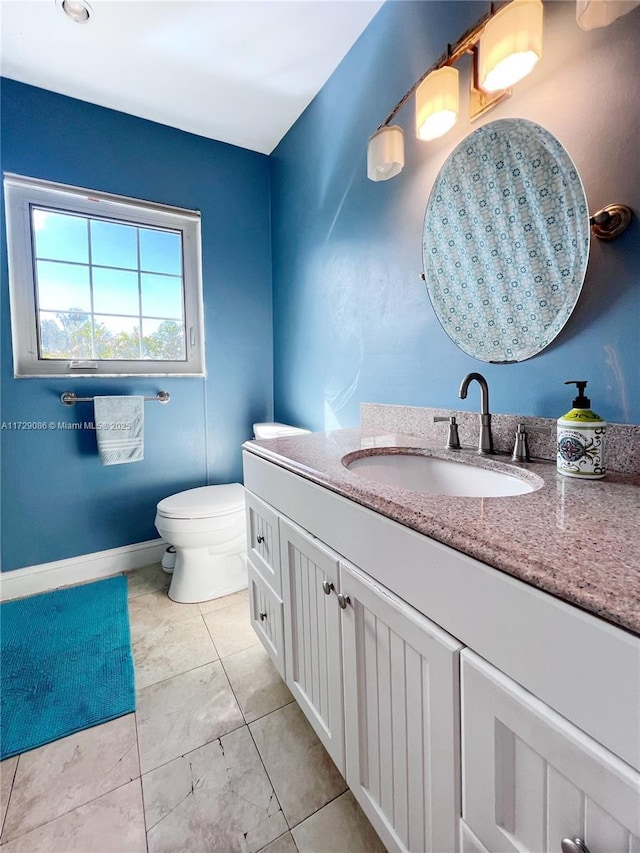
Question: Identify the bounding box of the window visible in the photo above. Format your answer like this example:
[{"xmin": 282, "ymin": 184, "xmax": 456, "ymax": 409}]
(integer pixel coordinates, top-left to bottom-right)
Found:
[{"xmin": 3, "ymin": 174, "xmax": 204, "ymax": 376}]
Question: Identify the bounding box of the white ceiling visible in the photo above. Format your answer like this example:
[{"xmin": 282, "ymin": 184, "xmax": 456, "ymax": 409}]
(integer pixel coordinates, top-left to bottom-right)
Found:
[{"xmin": 0, "ymin": 0, "xmax": 384, "ymax": 154}]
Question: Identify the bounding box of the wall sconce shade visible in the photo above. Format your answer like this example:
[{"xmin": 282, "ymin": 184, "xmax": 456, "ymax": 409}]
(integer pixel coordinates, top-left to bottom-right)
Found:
[
  {"xmin": 479, "ymin": 0, "xmax": 543, "ymax": 93},
  {"xmin": 416, "ymin": 66, "xmax": 459, "ymax": 141},
  {"xmin": 367, "ymin": 125, "xmax": 405, "ymax": 181}
]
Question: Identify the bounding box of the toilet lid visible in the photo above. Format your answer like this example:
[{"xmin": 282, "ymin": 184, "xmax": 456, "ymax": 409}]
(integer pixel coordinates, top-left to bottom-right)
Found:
[
  {"xmin": 157, "ymin": 484, "xmax": 245, "ymax": 519},
  {"xmin": 253, "ymin": 422, "xmax": 311, "ymax": 439}
]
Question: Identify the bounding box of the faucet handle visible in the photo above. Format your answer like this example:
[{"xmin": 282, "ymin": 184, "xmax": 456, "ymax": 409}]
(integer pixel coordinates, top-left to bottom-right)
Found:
[
  {"xmin": 434, "ymin": 415, "xmax": 461, "ymax": 450},
  {"xmin": 512, "ymin": 423, "xmax": 553, "ymax": 462},
  {"xmin": 511, "ymin": 423, "xmax": 530, "ymax": 462}
]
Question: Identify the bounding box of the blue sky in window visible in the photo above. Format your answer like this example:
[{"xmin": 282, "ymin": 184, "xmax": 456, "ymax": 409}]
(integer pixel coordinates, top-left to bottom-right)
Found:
[
  {"xmin": 32, "ymin": 209, "xmax": 184, "ymax": 319},
  {"xmin": 91, "ymin": 220, "xmax": 137, "ymax": 269},
  {"xmin": 33, "ymin": 210, "xmax": 88, "ymax": 264},
  {"xmin": 36, "ymin": 261, "xmax": 91, "ymax": 311},
  {"xmin": 93, "ymin": 268, "xmax": 139, "ymax": 315}
]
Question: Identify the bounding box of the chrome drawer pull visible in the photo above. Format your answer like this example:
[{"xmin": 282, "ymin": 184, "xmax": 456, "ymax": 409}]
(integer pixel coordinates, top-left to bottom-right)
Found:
[
  {"xmin": 322, "ymin": 580, "xmax": 334, "ymax": 595},
  {"xmin": 259, "ymin": 611, "xmax": 267, "ymax": 621},
  {"xmin": 256, "ymin": 534, "xmax": 265, "ymax": 544},
  {"xmin": 337, "ymin": 593, "xmax": 351, "ymax": 609}
]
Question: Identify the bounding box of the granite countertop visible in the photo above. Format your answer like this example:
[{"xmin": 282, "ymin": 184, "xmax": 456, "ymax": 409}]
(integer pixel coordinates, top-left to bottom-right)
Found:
[{"xmin": 244, "ymin": 428, "xmax": 640, "ymax": 636}]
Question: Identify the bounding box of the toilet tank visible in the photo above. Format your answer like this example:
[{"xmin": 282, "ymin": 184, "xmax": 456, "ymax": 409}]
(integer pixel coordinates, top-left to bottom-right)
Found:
[{"xmin": 253, "ymin": 422, "xmax": 311, "ymax": 439}]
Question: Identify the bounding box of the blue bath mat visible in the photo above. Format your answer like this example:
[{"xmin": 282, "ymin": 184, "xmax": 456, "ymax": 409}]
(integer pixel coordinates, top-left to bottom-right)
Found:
[{"xmin": 0, "ymin": 575, "xmax": 135, "ymax": 759}]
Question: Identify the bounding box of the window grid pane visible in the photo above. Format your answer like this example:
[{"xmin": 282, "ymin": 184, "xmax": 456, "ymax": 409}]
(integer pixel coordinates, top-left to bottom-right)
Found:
[{"xmin": 32, "ymin": 206, "xmax": 186, "ymax": 362}]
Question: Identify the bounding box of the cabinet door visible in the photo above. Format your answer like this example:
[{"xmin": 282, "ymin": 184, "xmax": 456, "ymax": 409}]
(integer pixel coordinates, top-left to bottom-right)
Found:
[
  {"xmin": 341, "ymin": 560, "xmax": 463, "ymax": 853},
  {"xmin": 248, "ymin": 560, "xmax": 285, "ymax": 679},
  {"xmin": 461, "ymin": 650, "xmax": 640, "ymax": 853},
  {"xmin": 245, "ymin": 489, "xmax": 282, "ymax": 595},
  {"xmin": 279, "ymin": 517, "xmax": 345, "ymax": 773}
]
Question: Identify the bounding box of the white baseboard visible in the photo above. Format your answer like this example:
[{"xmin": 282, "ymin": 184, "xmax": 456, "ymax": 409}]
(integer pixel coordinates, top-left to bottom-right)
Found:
[{"xmin": 0, "ymin": 539, "xmax": 166, "ymax": 601}]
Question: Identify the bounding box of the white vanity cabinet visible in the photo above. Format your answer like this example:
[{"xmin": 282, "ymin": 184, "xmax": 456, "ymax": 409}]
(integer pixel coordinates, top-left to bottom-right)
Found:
[
  {"xmin": 460, "ymin": 651, "xmax": 640, "ymax": 853},
  {"xmin": 341, "ymin": 561, "xmax": 463, "ymax": 853},
  {"xmin": 242, "ymin": 450, "xmax": 640, "ymax": 853}
]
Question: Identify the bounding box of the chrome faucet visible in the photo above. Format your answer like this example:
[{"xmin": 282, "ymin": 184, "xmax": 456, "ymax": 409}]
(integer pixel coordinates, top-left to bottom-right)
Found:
[{"xmin": 459, "ymin": 372, "xmax": 494, "ymax": 455}]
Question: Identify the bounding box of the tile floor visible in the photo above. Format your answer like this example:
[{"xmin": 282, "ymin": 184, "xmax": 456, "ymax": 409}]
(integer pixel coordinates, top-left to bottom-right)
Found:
[{"xmin": 0, "ymin": 563, "xmax": 385, "ymax": 853}]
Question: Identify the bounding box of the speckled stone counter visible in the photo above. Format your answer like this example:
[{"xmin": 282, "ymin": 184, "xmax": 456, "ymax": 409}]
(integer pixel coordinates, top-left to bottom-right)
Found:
[{"xmin": 244, "ymin": 425, "xmax": 640, "ymax": 636}]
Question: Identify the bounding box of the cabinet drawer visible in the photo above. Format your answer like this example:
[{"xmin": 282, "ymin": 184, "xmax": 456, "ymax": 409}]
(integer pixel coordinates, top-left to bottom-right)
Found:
[
  {"xmin": 461, "ymin": 650, "xmax": 640, "ymax": 853},
  {"xmin": 245, "ymin": 489, "xmax": 282, "ymax": 595},
  {"xmin": 248, "ymin": 560, "xmax": 285, "ymax": 679}
]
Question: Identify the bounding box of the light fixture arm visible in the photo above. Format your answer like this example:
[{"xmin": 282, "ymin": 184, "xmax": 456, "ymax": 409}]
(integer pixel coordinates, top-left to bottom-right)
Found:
[{"xmin": 377, "ymin": 7, "xmax": 495, "ymax": 132}]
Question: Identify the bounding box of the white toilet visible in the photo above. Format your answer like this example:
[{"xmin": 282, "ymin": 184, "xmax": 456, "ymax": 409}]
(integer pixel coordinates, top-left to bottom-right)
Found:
[
  {"xmin": 155, "ymin": 484, "xmax": 247, "ymax": 604},
  {"xmin": 155, "ymin": 422, "xmax": 309, "ymax": 604}
]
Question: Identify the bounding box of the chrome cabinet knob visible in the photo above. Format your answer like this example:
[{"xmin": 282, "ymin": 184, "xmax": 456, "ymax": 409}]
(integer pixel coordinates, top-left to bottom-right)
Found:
[
  {"xmin": 256, "ymin": 534, "xmax": 265, "ymax": 544},
  {"xmin": 322, "ymin": 580, "xmax": 334, "ymax": 595},
  {"xmin": 561, "ymin": 838, "xmax": 591, "ymax": 853},
  {"xmin": 337, "ymin": 593, "xmax": 351, "ymax": 609},
  {"xmin": 259, "ymin": 611, "xmax": 267, "ymax": 621}
]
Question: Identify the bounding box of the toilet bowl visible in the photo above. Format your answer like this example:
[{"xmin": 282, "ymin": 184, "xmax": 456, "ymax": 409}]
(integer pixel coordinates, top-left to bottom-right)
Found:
[{"xmin": 155, "ymin": 484, "xmax": 246, "ymax": 604}]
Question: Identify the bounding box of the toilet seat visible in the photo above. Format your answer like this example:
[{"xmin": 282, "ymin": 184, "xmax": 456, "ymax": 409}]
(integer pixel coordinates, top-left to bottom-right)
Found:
[{"xmin": 156, "ymin": 484, "xmax": 245, "ymax": 520}]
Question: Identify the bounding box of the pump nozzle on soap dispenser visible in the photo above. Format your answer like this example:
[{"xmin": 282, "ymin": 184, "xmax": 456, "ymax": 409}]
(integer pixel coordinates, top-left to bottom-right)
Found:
[
  {"xmin": 557, "ymin": 380, "xmax": 606, "ymax": 479},
  {"xmin": 565, "ymin": 380, "xmax": 590, "ymax": 408}
]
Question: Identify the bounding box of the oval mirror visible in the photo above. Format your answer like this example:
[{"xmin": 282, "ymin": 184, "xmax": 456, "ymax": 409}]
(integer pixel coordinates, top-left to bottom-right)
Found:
[{"xmin": 422, "ymin": 118, "xmax": 590, "ymax": 363}]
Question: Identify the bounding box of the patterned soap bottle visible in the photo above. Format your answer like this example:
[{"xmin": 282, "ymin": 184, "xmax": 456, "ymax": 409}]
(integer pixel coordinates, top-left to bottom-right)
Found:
[{"xmin": 557, "ymin": 381, "xmax": 606, "ymax": 479}]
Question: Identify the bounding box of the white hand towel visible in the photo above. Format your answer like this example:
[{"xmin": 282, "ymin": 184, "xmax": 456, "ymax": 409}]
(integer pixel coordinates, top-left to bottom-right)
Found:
[{"xmin": 94, "ymin": 396, "xmax": 144, "ymax": 465}]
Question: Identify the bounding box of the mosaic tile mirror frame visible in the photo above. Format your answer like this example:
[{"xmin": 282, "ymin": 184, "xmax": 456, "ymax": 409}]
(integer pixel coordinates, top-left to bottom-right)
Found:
[{"xmin": 422, "ymin": 118, "xmax": 590, "ymax": 363}]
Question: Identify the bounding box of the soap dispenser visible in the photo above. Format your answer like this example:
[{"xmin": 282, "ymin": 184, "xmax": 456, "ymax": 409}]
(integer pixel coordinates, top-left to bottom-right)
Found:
[{"xmin": 557, "ymin": 381, "xmax": 606, "ymax": 479}]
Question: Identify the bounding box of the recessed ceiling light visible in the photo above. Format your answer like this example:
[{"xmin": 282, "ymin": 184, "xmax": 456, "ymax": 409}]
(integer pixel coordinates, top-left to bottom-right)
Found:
[{"xmin": 57, "ymin": 0, "xmax": 93, "ymax": 24}]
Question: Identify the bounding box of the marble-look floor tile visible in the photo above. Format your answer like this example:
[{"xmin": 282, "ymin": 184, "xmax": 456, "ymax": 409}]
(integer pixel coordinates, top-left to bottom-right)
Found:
[
  {"xmin": 222, "ymin": 643, "xmax": 293, "ymax": 723},
  {"xmin": 0, "ymin": 757, "xmax": 18, "ymax": 834},
  {"xmin": 0, "ymin": 779, "xmax": 146, "ymax": 853},
  {"xmin": 198, "ymin": 587, "xmax": 248, "ymax": 616},
  {"xmin": 249, "ymin": 703, "xmax": 347, "ymax": 828},
  {"xmin": 136, "ymin": 661, "xmax": 243, "ymax": 773},
  {"xmin": 128, "ymin": 589, "xmax": 200, "ymax": 637},
  {"xmin": 257, "ymin": 831, "xmax": 298, "ymax": 853},
  {"xmin": 291, "ymin": 790, "xmax": 385, "ymax": 852},
  {"xmin": 126, "ymin": 563, "xmax": 170, "ymax": 599},
  {"xmin": 1, "ymin": 715, "xmax": 139, "ymax": 843},
  {"xmin": 203, "ymin": 598, "xmax": 259, "ymax": 658},
  {"xmin": 143, "ymin": 726, "xmax": 287, "ymax": 853},
  {"xmin": 132, "ymin": 613, "xmax": 218, "ymax": 689}
]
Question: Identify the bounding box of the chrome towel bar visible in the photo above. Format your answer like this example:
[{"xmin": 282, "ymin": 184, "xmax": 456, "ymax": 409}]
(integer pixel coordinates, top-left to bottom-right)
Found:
[{"xmin": 60, "ymin": 391, "xmax": 170, "ymax": 406}]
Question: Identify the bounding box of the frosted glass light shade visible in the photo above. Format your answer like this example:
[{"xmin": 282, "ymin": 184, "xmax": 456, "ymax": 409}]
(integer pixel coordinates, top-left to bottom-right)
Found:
[
  {"xmin": 367, "ymin": 125, "xmax": 405, "ymax": 181},
  {"xmin": 479, "ymin": 0, "xmax": 543, "ymax": 93},
  {"xmin": 416, "ymin": 67, "xmax": 459, "ymax": 141}
]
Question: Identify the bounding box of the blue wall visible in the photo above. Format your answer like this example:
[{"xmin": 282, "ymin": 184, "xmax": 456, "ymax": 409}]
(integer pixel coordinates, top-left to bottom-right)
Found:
[
  {"xmin": 270, "ymin": 0, "xmax": 640, "ymax": 430},
  {"xmin": 1, "ymin": 79, "xmax": 273, "ymax": 571}
]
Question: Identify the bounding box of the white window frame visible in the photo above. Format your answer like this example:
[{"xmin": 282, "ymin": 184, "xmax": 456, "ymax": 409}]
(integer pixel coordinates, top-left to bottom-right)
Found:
[{"xmin": 3, "ymin": 173, "xmax": 205, "ymax": 377}]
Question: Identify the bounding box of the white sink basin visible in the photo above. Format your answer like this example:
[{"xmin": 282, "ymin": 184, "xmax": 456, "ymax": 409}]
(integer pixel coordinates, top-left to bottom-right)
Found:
[{"xmin": 344, "ymin": 451, "xmax": 539, "ymax": 498}]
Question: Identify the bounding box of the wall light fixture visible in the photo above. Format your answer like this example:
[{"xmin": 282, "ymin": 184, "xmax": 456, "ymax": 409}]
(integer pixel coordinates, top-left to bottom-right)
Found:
[
  {"xmin": 367, "ymin": 0, "xmax": 543, "ymax": 181},
  {"xmin": 479, "ymin": 0, "xmax": 543, "ymax": 91}
]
